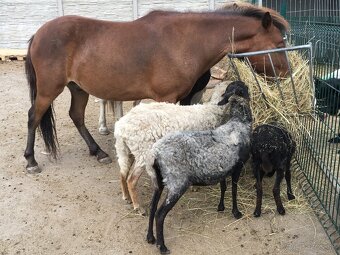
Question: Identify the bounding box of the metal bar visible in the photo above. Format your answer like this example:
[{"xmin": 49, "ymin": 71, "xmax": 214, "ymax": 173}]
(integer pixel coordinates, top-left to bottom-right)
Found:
[
  {"xmin": 244, "ymin": 57, "xmax": 270, "ymax": 108},
  {"xmin": 283, "ymin": 50, "xmax": 300, "ymax": 109},
  {"xmin": 228, "ymin": 44, "xmax": 312, "ymax": 58},
  {"xmin": 267, "ymin": 53, "xmax": 285, "ymax": 102}
]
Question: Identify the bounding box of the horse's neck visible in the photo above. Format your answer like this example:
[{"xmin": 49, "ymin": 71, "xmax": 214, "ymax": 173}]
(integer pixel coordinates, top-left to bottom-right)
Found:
[
  {"xmin": 198, "ymin": 14, "xmax": 260, "ymax": 54},
  {"xmin": 146, "ymin": 13, "xmax": 259, "ymax": 58}
]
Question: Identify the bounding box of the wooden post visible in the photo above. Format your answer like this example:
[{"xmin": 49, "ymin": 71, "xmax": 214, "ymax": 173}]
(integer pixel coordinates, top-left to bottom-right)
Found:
[
  {"xmin": 57, "ymin": 0, "xmax": 64, "ymax": 16},
  {"xmin": 132, "ymin": 0, "xmax": 138, "ymax": 20},
  {"xmin": 209, "ymin": 0, "xmax": 215, "ymax": 10}
]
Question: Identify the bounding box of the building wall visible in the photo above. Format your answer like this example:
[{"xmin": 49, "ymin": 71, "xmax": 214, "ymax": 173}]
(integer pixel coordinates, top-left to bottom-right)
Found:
[{"xmin": 0, "ymin": 0, "xmax": 241, "ymax": 49}]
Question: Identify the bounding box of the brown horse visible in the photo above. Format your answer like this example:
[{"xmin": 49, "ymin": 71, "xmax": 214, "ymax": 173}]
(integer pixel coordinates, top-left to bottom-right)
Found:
[{"xmin": 24, "ymin": 3, "xmax": 289, "ymax": 173}]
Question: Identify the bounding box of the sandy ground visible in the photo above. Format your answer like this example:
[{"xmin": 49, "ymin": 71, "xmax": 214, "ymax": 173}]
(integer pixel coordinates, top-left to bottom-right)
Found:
[{"xmin": 0, "ymin": 61, "xmax": 336, "ymax": 255}]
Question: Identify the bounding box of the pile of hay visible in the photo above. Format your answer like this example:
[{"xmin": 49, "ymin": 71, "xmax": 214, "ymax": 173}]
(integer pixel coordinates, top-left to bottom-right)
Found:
[{"xmin": 213, "ymin": 50, "xmax": 314, "ymax": 138}]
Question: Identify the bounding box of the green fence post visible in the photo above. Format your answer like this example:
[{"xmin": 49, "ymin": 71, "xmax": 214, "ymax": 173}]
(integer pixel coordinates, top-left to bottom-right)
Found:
[{"xmin": 280, "ymin": 0, "xmax": 287, "ymax": 18}]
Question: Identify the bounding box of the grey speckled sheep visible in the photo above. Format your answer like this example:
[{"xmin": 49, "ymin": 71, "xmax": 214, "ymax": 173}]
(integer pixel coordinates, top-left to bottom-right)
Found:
[
  {"xmin": 146, "ymin": 92, "xmax": 252, "ymax": 254},
  {"xmin": 114, "ymin": 81, "xmax": 246, "ymax": 214},
  {"xmin": 251, "ymin": 124, "xmax": 296, "ymax": 217}
]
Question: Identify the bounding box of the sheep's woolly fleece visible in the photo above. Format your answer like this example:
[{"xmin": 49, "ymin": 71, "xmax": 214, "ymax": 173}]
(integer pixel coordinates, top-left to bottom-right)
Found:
[
  {"xmin": 149, "ymin": 95, "xmax": 252, "ymax": 198},
  {"xmin": 114, "ymin": 81, "xmax": 230, "ymax": 174}
]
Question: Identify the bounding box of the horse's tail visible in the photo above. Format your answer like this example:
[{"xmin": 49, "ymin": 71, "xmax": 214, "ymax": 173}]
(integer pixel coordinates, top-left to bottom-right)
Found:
[{"xmin": 25, "ymin": 35, "xmax": 58, "ymax": 158}]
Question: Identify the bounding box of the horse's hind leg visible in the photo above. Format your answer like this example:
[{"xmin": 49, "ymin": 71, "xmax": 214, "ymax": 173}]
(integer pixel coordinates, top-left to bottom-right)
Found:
[
  {"xmin": 98, "ymin": 99, "xmax": 110, "ymax": 135},
  {"xmin": 24, "ymin": 96, "xmax": 56, "ymax": 173},
  {"xmin": 67, "ymin": 83, "xmax": 112, "ymax": 164}
]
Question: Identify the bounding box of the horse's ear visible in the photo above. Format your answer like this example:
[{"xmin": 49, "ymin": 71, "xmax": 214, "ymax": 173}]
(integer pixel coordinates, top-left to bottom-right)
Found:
[{"xmin": 262, "ymin": 12, "xmax": 272, "ymax": 29}]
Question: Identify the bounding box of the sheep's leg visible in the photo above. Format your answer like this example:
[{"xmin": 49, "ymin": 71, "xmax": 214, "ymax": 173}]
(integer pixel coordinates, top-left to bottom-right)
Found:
[
  {"xmin": 231, "ymin": 170, "xmax": 242, "ymax": 219},
  {"xmin": 98, "ymin": 99, "xmax": 110, "ymax": 135},
  {"xmin": 156, "ymin": 189, "xmax": 186, "ymax": 254},
  {"xmin": 147, "ymin": 185, "xmax": 164, "ymax": 245},
  {"xmin": 217, "ymin": 179, "xmax": 227, "ymax": 211},
  {"xmin": 273, "ymin": 170, "xmax": 285, "ymax": 215},
  {"xmin": 285, "ymin": 166, "xmax": 295, "ymax": 200},
  {"xmin": 120, "ymin": 174, "xmax": 131, "ymax": 203},
  {"xmin": 127, "ymin": 166, "xmax": 146, "ymax": 215},
  {"xmin": 254, "ymin": 167, "xmax": 265, "ymax": 217},
  {"xmin": 116, "ymin": 138, "xmax": 134, "ymax": 203}
]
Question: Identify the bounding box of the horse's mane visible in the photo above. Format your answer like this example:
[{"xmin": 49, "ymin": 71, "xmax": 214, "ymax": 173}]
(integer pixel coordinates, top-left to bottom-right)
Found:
[{"xmin": 218, "ymin": 2, "xmax": 290, "ymax": 33}]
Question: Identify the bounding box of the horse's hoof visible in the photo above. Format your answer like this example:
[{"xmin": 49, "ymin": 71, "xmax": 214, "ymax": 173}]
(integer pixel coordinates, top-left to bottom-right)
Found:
[
  {"xmin": 233, "ymin": 210, "xmax": 243, "ymax": 219},
  {"xmin": 98, "ymin": 156, "xmax": 112, "ymax": 164},
  {"xmin": 26, "ymin": 165, "xmax": 42, "ymax": 174},
  {"xmin": 160, "ymin": 245, "xmax": 170, "ymax": 254},
  {"xmin": 99, "ymin": 127, "xmax": 110, "ymax": 135}
]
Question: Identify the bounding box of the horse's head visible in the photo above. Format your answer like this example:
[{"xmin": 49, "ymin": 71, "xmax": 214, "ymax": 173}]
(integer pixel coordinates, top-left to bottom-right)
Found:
[
  {"xmin": 224, "ymin": 3, "xmax": 290, "ymax": 77},
  {"xmin": 246, "ymin": 11, "xmax": 289, "ymax": 77}
]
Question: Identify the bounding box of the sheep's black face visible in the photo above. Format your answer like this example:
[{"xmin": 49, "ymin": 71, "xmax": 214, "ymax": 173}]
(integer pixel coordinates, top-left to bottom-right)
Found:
[
  {"xmin": 227, "ymin": 96, "xmax": 252, "ymax": 122},
  {"xmin": 315, "ymin": 78, "xmax": 340, "ymax": 115},
  {"xmin": 218, "ymin": 80, "xmax": 250, "ymax": 105}
]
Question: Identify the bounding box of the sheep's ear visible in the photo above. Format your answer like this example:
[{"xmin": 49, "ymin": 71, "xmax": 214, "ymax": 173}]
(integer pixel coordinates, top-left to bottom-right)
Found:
[
  {"xmin": 217, "ymin": 97, "xmax": 228, "ymax": 105},
  {"xmin": 262, "ymin": 12, "xmax": 272, "ymax": 29}
]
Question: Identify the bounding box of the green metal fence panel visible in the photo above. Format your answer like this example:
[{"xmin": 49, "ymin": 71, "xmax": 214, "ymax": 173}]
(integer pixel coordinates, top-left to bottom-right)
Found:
[{"xmin": 253, "ymin": 0, "xmax": 340, "ymax": 253}]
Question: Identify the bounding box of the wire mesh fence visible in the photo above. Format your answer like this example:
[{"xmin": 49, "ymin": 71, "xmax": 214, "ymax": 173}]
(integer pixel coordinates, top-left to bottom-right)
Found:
[{"xmin": 250, "ymin": 0, "xmax": 340, "ymax": 253}]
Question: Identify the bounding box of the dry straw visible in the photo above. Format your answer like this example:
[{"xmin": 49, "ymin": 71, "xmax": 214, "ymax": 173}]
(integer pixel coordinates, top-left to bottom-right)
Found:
[{"xmin": 214, "ymin": 50, "xmax": 314, "ymax": 140}]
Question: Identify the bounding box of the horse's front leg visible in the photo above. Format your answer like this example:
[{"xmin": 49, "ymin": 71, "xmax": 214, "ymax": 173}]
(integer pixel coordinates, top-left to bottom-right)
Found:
[
  {"xmin": 68, "ymin": 83, "xmax": 112, "ymax": 164},
  {"xmin": 112, "ymin": 101, "xmax": 123, "ymax": 121}
]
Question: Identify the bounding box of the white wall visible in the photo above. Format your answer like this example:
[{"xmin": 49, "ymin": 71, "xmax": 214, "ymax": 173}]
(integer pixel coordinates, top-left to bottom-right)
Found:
[{"xmin": 0, "ymin": 0, "xmax": 241, "ymax": 49}]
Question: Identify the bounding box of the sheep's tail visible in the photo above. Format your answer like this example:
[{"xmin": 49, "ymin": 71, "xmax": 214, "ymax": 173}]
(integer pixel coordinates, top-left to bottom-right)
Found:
[
  {"xmin": 25, "ymin": 35, "xmax": 58, "ymax": 158},
  {"xmin": 114, "ymin": 136, "xmax": 132, "ymax": 179},
  {"xmin": 152, "ymin": 159, "xmax": 164, "ymax": 189},
  {"xmin": 260, "ymin": 152, "xmax": 273, "ymax": 173}
]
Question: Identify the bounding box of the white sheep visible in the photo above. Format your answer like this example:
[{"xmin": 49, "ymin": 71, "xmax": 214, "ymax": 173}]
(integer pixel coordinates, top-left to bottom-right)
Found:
[
  {"xmin": 114, "ymin": 81, "xmax": 238, "ymax": 214},
  {"xmin": 146, "ymin": 91, "xmax": 252, "ymax": 254}
]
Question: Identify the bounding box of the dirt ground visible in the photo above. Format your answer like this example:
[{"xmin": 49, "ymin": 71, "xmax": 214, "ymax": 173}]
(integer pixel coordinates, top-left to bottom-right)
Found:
[{"xmin": 0, "ymin": 61, "xmax": 336, "ymax": 255}]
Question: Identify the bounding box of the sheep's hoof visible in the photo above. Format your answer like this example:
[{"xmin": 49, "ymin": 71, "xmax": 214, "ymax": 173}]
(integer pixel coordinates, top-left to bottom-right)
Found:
[
  {"xmin": 134, "ymin": 207, "xmax": 147, "ymax": 216},
  {"xmin": 232, "ymin": 210, "xmax": 243, "ymax": 219},
  {"xmin": 253, "ymin": 209, "xmax": 261, "ymax": 217},
  {"xmin": 99, "ymin": 127, "xmax": 110, "ymax": 135},
  {"xmin": 190, "ymin": 186, "xmax": 199, "ymax": 192},
  {"xmin": 146, "ymin": 234, "xmax": 156, "ymax": 244},
  {"xmin": 287, "ymin": 193, "xmax": 295, "ymax": 200},
  {"xmin": 98, "ymin": 156, "xmax": 112, "ymax": 164},
  {"xmin": 277, "ymin": 207, "xmax": 286, "ymax": 215},
  {"xmin": 26, "ymin": 165, "xmax": 42, "ymax": 174},
  {"xmin": 217, "ymin": 204, "xmax": 225, "ymax": 212},
  {"xmin": 122, "ymin": 196, "xmax": 132, "ymax": 204}
]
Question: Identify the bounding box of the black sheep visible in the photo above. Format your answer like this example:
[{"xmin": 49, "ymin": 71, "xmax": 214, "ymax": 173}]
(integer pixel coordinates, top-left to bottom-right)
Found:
[{"xmin": 251, "ymin": 124, "xmax": 296, "ymax": 217}]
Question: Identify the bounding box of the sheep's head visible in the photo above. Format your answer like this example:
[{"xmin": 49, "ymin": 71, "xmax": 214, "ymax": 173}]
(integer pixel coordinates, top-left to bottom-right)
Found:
[
  {"xmin": 217, "ymin": 80, "xmax": 250, "ymax": 106},
  {"xmin": 226, "ymin": 95, "xmax": 252, "ymax": 122}
]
